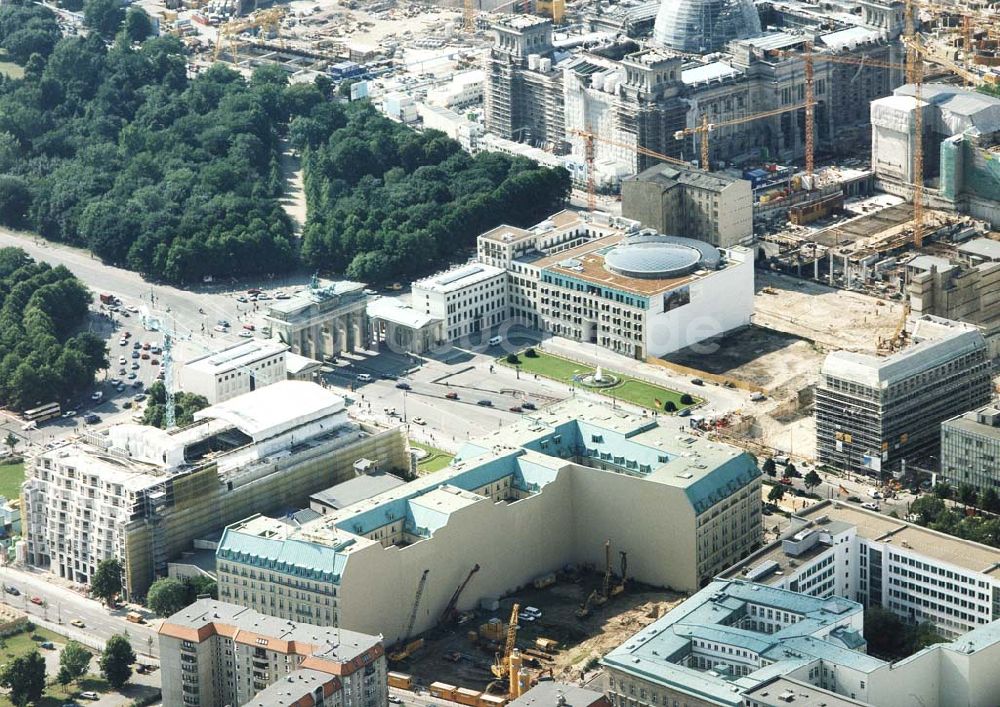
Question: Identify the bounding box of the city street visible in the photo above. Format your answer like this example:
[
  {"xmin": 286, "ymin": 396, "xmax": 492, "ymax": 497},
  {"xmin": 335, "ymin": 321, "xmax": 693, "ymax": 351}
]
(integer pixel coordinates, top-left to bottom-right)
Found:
[{"xmin": 0, "ymin": 564, "xmax": 160, "ymax": 658}]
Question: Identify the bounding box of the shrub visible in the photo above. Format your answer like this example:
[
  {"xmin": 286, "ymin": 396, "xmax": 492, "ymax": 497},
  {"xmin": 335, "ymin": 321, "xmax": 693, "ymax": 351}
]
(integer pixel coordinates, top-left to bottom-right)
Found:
[
  {"xmin": 505, "ymin": 353, "xmax": 520, "ymax": 364},
  {"xmin": 680, "ymin": 393, "xmax": 694, "ymax": 405},
  {"xmin": 664, "ymin": 401, "xmax": 677, "ymax": 412},
  {"xmin": 524, "ymin": 348, "xmax": 538, "ymax": 358}
]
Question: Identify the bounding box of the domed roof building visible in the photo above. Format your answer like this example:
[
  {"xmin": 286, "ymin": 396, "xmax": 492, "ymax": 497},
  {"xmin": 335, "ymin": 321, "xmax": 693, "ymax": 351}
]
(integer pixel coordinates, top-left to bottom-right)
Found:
[{"xmin": 652, "ymin": 0, "xmax": 762, "ymax": 53}]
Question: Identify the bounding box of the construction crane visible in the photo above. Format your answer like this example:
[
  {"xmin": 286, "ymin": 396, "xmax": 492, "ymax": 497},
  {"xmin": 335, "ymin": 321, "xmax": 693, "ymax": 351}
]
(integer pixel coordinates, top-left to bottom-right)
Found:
[
  {"xmin": 671, "ymin": 103, "xmax": 810, "ymax": 173},
  {"xmin": 491, "ymin": 603, "xmax": 520, "ymax": 679},
  {"xmin": 439, "ymin": 564, "xmax": 480, "ymax": 625},
  {"xmin": 389, "ymin": 569, "xmax": 430, "ymax": 662},
  {"xmin": 571, "ymin": 130, "xmax": 694, "ymax": 211},
  {"xmin": 214, "ymin": 7, "xmax": 285, "ymax": 63},
  {"xmin": 904, "ymin": 0, "xmax": 925, "ymax": 248},
  {"xmin": 601, "ymin": 539, "xmax": 613, "ymax": 601}
]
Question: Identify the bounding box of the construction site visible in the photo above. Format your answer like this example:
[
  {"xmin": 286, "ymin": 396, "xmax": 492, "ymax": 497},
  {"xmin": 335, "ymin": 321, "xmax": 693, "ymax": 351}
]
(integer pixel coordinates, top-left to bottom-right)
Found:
[{"xmin": 386, "ymin": 545, "xmax": 682, "ymax": 701}]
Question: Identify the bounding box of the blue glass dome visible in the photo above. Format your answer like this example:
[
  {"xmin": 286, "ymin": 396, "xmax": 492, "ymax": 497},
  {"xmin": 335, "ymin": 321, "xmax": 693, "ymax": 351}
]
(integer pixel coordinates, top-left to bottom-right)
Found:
[{"xmin": 653, "ymin": 0, "xmax": 762, "ymax": 53}]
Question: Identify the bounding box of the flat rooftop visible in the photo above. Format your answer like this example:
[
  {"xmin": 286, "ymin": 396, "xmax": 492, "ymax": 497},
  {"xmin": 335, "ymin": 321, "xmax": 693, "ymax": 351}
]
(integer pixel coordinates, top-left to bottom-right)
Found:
[
  {"xmin": 183, "ymin": 339, "xmax": 288, "ymax": 376},
  {"xmin": 310, "ymin": 472, "xmax": 406, "ymax": 511},
  {"xmin": 412, "ymin": 262, "xmax": 506, "ymax": 294},
  {"xmin": 942, "ymin": 402, "xmax": 1000, "ymax": 441},
  {"xmin": 160, "ymin": 599, "xmax": 381, "ymax": 658},
  {"xmin": 742, "ymin": 676, "xmax": 873, "ymax": 707},
  {"xmin": 535, "ymin": 233, "xmax": 738, "ymax": 297},
  {"xmin": 723, "ymin": 501, "xmax": 1000, "ymax": 581}
]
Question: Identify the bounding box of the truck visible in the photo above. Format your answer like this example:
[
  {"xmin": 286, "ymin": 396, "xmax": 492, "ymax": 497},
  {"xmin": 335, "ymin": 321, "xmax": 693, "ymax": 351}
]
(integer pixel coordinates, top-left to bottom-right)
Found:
[
  {"xmin": 99, "ymin": 293, "xmax": 116, "ymax": 306},
  {"xmin": 126, "ymin": 611, "xmax": 144, "ymax": 624}
]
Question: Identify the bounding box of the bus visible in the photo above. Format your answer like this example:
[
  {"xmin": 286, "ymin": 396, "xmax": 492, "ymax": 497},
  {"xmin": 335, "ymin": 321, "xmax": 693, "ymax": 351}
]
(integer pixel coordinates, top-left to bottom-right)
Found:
[{"xmin": 23, "ymin": 402, "xmax": 60, "ymax": 424}]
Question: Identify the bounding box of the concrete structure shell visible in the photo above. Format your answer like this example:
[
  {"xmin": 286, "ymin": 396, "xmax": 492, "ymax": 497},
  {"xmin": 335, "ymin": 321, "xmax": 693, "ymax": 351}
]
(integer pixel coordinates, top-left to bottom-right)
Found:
[{"xmin": 215, "ymin": 400, "xmax": 763, "ymax": 642}]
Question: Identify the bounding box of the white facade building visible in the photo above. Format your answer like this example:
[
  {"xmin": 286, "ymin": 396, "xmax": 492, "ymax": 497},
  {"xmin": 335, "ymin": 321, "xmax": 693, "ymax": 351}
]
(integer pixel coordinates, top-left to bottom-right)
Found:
[
  {"xmin": 178, "ymin": 339, "xmax": 289, "ymax": 404},
  {"xmin": 21, "ymin": 381, "xmax": 407, "ymax": 598},
  {"xmin": 722, "ymin": 500, "xmax": 1000, "ymax": 639},
  {"xmin": 411, "ymin": 263, "xmax": 508, "ymax": 342},
  {"xmin": 159, "ymin": 599, "xmax": 386, "ymax": 707}
]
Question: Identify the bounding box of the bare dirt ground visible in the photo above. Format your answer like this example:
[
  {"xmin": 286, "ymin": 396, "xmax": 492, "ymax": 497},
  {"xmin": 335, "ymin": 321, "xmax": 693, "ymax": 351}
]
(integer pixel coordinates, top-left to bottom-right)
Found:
[
  {"xmin": 753, "ymin": 271, "xmax": 904, "ymax": 353},
  {"xmin": 279, "ymin": 140, "xmax": 308, "ymax": 236},
  {"xmin": 398, "ymin": 573, "xmax": 682, "ymax": 692}
]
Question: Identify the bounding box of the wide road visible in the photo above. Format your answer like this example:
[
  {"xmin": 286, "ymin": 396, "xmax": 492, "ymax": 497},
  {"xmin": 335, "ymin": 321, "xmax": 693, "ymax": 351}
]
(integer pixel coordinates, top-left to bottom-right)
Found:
[{"xmin": 0, "ymin": 564, "xmax": 160, "ymax": 658}]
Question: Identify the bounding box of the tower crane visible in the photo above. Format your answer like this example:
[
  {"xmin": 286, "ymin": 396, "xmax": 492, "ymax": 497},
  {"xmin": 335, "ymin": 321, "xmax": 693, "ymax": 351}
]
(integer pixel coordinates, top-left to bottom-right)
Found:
[
  {"xmin": 671, "ymin": 102, "xmax": 811, "ymax": 173},
  {"xmin": 214, "ymin": 7, "xmax": 285, "ymax": 63},
  {"xmin": 491, "ymin": 603, "xmax": 520, "ymax": 679}
]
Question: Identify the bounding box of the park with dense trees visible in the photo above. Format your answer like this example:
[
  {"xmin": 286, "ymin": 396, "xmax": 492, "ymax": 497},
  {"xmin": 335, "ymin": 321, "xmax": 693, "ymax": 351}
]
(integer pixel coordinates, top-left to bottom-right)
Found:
[
  {"xmin": 0, "ymin": 0, "xmax": 571, "ymax": 286},
  {"xmin": 295, "ymin": 102, "xmax": 572, "ymax": 281},
  {"xmin": 0, "ymin": 248, "xmax": 106, "ymax": 411}
]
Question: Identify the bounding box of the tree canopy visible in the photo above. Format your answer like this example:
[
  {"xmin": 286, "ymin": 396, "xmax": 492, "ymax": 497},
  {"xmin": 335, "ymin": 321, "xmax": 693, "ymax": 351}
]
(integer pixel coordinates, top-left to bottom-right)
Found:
[
  {"xmin": 0, "ymin": 1, "xmax": 570, "ymax": 286},
  {"xmin": 0, "ymin": 650, "xmax": 45, "ymax": 706},
  {"xmin": 100, "ymin": 634, "xmax": 135, "ymax": 689},
  {"xmin": 0, "ymin": 248, "xmax": 106, "ymax": 410},
  {"xmin": 57, "ymin": 641, "xmax": 92, "ymax": 684},
  {"xmin": 147, "ymin": 574, "xmax": 218, "ymax": 616},
  {"xmin": 141, "ymin": 381, "xmax": 208, "ymax": 428},
  {"xmin": 0, "ymin": 6, "xmax": 298, "ymax": 284},
  {"xmin": 90, "ymin": 558, "xmax": 122, "ymax": 605},
  {"xmin": 295, "ymin": 102, "xmax": 570, "ymax": 282}
]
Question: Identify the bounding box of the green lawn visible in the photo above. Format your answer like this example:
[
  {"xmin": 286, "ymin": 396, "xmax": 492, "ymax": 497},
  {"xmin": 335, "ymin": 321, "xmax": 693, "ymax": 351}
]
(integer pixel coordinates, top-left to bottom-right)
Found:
[
  {"xmin": 0, "ymin": 626, "xmax": 111, "ymax": 707},
  {"xmin": 409, "ymin": 441, "xmax": 454, "ymax": 474},
  {"xmin": 501, "ymin": 350, "xmax": 696, "ymax": 412},
  {"xmin": 0, "ymin": 61, "xmax": 24, "ymax": 79},
  {"xmin": 0, "ymin": 462, "xmax": 24, "ymax": 501},
  {"xmin": 0, "ymin": 51, "xmax": 23, "ymax": 79}
]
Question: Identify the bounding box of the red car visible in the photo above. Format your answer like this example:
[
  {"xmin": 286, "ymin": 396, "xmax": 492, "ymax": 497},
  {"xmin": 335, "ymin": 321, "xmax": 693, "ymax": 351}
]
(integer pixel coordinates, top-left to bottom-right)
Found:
[
  {"xmin": 445, "ymin": 391, "xmax": 459, "ymax": 400},
  {"xmin": 243, "ymin": 324, "xmax": 255, "ymax": 331},
  {"xmin": 30, "ymin": 596, "xmax": 43, "ymax": 606}
]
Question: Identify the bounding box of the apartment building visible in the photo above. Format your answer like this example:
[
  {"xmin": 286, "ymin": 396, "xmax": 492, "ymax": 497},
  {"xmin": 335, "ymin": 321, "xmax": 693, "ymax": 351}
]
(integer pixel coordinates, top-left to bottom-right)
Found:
[
  {"xmin": 158, "ymin": 599, "xmax": 386, "ymax": 707},
  {"xmin": 22, "ymin": 382, "xmax": 407, "ymax": 598},
  {"xmin": 622, "ymin": 164, "xmax": 753, "ymax": 248},
  {"xmin": 216, "ymin": 399, "xmax": 763, "ymax": 642},
  {"xmin": 722, "ymin": 500, "xmax": 1000, "ymax": 639},
  {"xmin": 941, "ymin": 402, "xmax": 1000, "ymax": 493},
  {"xmin": 603, "ymin": 576, "xmax": 1000, "ymax": 707},
  {"xmin": 411, "ymin": 263, "xmax": 508, "ymax": 342},
  {"xmin": 179, "ymin": 339, "xmax": 289, "ymax": 404},
  {"xmin": 815, "ymin": 317, "xmax": 992, "ymax": 474}
]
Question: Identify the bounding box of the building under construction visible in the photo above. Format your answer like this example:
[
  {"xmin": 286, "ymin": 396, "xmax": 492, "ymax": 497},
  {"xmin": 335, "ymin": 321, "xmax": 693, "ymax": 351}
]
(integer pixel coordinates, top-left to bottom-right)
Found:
[
  {"xmin": 20, "ymin": 382, "xmax": 407, "ymax": 599},
  {"xmin": 815, "ymin": 316, "xmax": 992, "ymax": 475},
  {"xmin": 215, "ymin": 399, "xmax": 763, "ymax": 645},
  {"xmin": 485, "ymin": 0, "xmax": 904, "ymax": 176}
]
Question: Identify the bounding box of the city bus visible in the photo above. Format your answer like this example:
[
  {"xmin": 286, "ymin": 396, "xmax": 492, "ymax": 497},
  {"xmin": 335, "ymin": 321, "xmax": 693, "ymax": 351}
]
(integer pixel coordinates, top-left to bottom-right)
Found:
[{"xmin": 22, "ymin": 402, "xmax": 60, "ymax": 424}]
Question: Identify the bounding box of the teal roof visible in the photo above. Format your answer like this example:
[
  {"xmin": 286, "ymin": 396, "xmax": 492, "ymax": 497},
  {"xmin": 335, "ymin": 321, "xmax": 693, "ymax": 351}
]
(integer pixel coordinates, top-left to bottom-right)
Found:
[
  {"xmin": 603, "ymin": 580, "xmax": 877, "ymax": 706},
  {"xmin": 217, "ymin": 526, "xmax": 348, "ymax": 582}
]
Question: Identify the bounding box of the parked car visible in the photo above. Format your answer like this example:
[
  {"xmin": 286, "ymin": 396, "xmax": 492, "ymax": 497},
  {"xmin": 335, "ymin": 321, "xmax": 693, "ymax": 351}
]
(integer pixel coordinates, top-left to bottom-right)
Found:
[
  {"xmin": 84, "ymin": 414, "xmax": 100, "ymax": 424},
  {"xmin": 239, "ymin": 330, "xmax": 253, "ymax": 338},
  {"xmin": 521, "ymin": 401, "xmax": 537, "ymax": 410},
  {"xmin": 861, "ymin": 502, "xmax": 879, "ymax": 511},
  {"xmin": 30, "ymin": 596, "xmax": 43, "ymax": 605},
  {"xmin": 123, "ymin": 401, "xmax": 132, "ymax": 409},
  {"xmin": 118, "ymin": 356, "xmax": 127, "ymax": 365},
  {"xmin": 356, "ymin": 373, "xmax": 372, "ymax": 382},
  {"xmin": 132, "ymin": 381, "xmax": 143, "ymax": 389},
  {"xmin": 62, "ymin": 410, "xmax": 76, "ymax": 419},
  {"xmin": 142, "ymin": 342, "xmax": 151, "ymax": 350},
  {"xmin": 118, "ymin": 339, "xmax": 127, "ymax": 347},
  {"xmin": 39, "ymin": 641, "xmax": 55, "ymax": 649},
  {"xmin": 395, "ymin": 382, "xmax": 411, "ymax": 390},
  {"xmin": 134, "ymin": 394, "xmax": 146, "ymax": 402},
  {"xmin": 133, "ymin": 341, "xmax": 141, "ymax": 349},
  {"xmin": 691, "ymin": 378, "xmax": 704, "ymax": 386},
  {"xmin": 3, "ymin": 585, "xmax": 19, "ymax": 596},
  {"xmin": 131, "ymin": 351, "xmax": 140, "ymax": 359},
  {"xmin": 477, "ymin": 400, "xmax": 493, "ymax": 407},
  {"xmin": 141, "ymin": 352, "xmax": 150, "ymax": 360},
  {"xmin": 89, "ymin": 391, "xmax": 103, "ymax": 403},
  {"xmin": 79, "ymin": 692, "xmax": 99, "ymax": 700},
  {"xmin": 509, "ymin": 406, "xmax": 523, "ymax": 413},
  {"xmin": 445, "ymin": 391, "xmax": 459, "ymax": 400}
]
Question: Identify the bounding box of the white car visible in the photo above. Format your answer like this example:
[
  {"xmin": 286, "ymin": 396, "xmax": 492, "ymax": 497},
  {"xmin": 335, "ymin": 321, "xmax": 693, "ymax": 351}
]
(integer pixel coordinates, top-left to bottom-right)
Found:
[
  {"xmin": 411, "ymin": 417, "xmax": 426, "ymax": 426},
  {"xmin": 861, "ymin": 502, "xmax": 879, "ymax": 511},
  {"xmin": 238, "ymin": 330, "xmax": 253, "ymax": 338},
  {"xmin": 118, "ymin": 339, "xmax": 127, "ymax": 346},
  {"xmin": 118, "ymin": 356, "xmax": 126, "ymax": 365},
  {"xmin": 90, "ymin": 391, "xmax": 103, "ymax": 402}
]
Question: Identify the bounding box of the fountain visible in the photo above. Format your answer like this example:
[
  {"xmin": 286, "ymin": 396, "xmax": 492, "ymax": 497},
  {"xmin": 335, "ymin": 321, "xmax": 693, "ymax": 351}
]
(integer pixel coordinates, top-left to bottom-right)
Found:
[{"xmin": 574, "ymin": 365, "xmax": 619, "ymax": 389}]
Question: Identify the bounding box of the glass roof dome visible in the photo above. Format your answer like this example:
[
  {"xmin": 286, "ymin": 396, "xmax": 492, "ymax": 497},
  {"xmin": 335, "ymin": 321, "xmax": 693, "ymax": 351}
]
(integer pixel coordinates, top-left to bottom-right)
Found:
[
  {"xmin": 604, "ymin": 234, "xmax": 721, "ymax": 280},
  {"xmin": 652, "ymin": 0, "xmax": 762, "ymax": 53}
]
